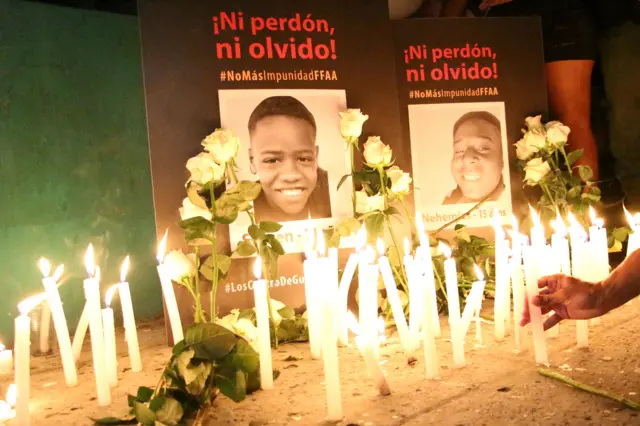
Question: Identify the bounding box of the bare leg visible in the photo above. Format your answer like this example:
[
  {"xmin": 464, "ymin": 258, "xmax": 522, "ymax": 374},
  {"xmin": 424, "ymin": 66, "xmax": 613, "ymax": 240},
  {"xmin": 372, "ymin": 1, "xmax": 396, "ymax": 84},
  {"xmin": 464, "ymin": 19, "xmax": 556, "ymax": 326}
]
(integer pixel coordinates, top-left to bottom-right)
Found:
[{"xmin": 545, "ymin": 60, "xmax": 599, "ymax": 181}]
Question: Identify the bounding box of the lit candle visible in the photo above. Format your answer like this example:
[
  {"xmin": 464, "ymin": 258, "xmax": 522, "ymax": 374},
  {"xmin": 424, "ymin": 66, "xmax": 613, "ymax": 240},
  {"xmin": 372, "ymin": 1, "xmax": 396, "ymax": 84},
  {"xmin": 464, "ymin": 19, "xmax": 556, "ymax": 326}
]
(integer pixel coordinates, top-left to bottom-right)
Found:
[
  {"xmin": 460, "ymin": 265, "xmax": 486, "ymax": 340},
  {"xmin": 302, "ymin": 226, "xmax": 322, "ymax": 359},
  {"xmin": 72, "ymin": 304, "xmax": 90, "ymax": 361},
  {"xmin": 83, "ymin": 245, "xmax": 111, "ymax": 406},
  {"xmin": 347, "ymin": 312, "xmax": 391, "ymax": 395},
  {"xmin": 588, "ymin": 207, "xmax": 609, "ymax": 303},
  {"xmin": 421, "ymin": 267, "xmax": 440, "ymax": 379},
  {"xmin": 253, "ymin": 257, "xmax": 273, "ymax": 390},
  {"xmin": 439, "ymin": 242, "xmax": 463, "ymax": 367},
  {"xmin": 15, "ymin": 293, "xmax": 47, "ymax": 426},
  {"xmin": 0, "ymin": 344, "xmax": 12, "ymax": 376},
  {"xmin": 317, "ymin": 234, "xmax": 342, "ymax": 421},
  {"xmin": 156, "ymin": 231, "xmax": 184, "ymax": 345},
  {"xmin": 522, "ymin": 244, "xmax": 549, "ymax": 365},
  {"xmin": 3, "ymin": 384, "xmax": 16, "ymax": 421},
  {"xmin": 624, "ymin": 207, "xmax": 640, "ymax": 257},
  {"xmin": 117, "ymin": 256, "xmax": 142, "ymax": 373},
  {"xmin": 38, "ymin": 301, "xmax": 51, "ymax": 354},
  {"xmin": 568, "ymin": 213, "xmax": 590, "ymax": 347},
  {"xmin": 358, "ymin": 241, "xmax": 380, "ymax": 359},
  {"xmin": 509, "ymin": 217, "xmax": 527, "ymax": 352},
  {"xmin": 377, "ymin": 239, "xmax": 413, "ymax": 354},
  {"xmin": 404, "ymin": 238, "xmax": 422, "ymax": 350},
  {"xmin": 102, "ymin": 285, "xmax": 119, "ymax": 388},
  {"xmin": 39, "ymin": 259, "xmax": 78, "ymax": 387},
  {"xmin": 529, "ymin": 205, "xmax": 546, "ymax": 247},
  {"xmin": 493, "ymin": 212, "xmax": 509, "ymax": 342},
  {"xmin": 337, "ymin": 244, "xmax": 358, "ymax": 346},
  {"xmin": 416, "ymin": 215, "xmax": 440, "ymax": 337}
]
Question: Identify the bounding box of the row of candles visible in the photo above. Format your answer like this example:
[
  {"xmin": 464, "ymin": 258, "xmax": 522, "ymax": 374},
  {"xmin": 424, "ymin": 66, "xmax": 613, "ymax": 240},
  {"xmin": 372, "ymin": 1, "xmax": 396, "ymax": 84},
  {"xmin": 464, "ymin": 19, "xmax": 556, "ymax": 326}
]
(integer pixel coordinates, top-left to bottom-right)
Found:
[{"xmin": 6, "ymin": 205, "xmax": 639, "ymax": 424}]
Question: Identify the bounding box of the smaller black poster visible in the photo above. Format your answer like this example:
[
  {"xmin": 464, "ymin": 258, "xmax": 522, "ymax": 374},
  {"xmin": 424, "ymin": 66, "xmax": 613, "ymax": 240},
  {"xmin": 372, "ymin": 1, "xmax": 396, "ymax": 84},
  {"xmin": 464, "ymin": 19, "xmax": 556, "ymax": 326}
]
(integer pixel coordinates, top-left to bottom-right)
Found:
[{"xmin": 393, "ymin": 17, "xmax": 547, "ymax": 230}]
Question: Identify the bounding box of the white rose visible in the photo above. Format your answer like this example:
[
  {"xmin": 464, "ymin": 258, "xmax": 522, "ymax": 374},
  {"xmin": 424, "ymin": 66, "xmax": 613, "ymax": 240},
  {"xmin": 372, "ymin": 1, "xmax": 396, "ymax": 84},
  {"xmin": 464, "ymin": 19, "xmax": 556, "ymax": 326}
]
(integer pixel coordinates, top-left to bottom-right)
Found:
[
  {"xmin": 523, "ymin": 130, "xmax": 546, "ymax": 152},
  {"xmin": 387, "ymin": 166, "xmax": 412, "ymax": 195},
  {"xmin": 201, "ymin": 129, "xmax": 240, "ymax": 164},
  {"xmin": 186, "ymin": 152, "xmax": 225, "ymax": 186},
  {"xmin": 362, "ymin": 136, "xmax": 392, "ymax": 168},
  {"xmin": 234, "ymin": 318, "xmax": 259, "ymax": 350},
  {"xmin": 355, "ymin": 191, "xmax": 385, "ymax": 214},
  {"xmin": 514, "ymin": 138, "xmax": 535, "ymax": 161},
  {"xmin": 545, "ymin": 121, "xmax": 571, "ymax": 147},
  {"xmin": 339, "ymin": 109, "xmax": 369, "ymax": 138},
  {"xmin": 163, "ymin": 250, "xmax": 197, "ymax": 282},
  {"xmin": 525, "ymin": 115, "xmax": 544, "ymax": 131},
  {"xmin": 524, "ymin": 158, "xmax": 551, "ymax": 185},
  {"xmin": 179, "ymin": 197, "xmax": 212, "ymax": 221}
]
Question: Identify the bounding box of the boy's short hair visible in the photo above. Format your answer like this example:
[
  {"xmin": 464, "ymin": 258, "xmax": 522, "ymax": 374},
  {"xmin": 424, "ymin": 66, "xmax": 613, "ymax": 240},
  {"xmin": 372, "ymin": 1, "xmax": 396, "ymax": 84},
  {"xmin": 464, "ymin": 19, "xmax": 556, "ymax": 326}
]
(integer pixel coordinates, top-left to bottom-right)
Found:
[
  {"xmin": 248, "ymin": 96, "xmax": 317, "ymax": 135},
  {"xmin": 452, "ymin": 111, "xmax": 501, "ymax": 135}
]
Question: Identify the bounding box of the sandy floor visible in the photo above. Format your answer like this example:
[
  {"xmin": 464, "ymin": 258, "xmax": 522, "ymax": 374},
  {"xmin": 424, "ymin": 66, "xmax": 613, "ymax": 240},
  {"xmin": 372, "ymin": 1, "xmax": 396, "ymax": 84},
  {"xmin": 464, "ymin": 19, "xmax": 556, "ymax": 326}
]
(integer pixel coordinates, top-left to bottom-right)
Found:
[{"xmin": 4, "ymin": 301, "xmax": 640, "ymax": 426}]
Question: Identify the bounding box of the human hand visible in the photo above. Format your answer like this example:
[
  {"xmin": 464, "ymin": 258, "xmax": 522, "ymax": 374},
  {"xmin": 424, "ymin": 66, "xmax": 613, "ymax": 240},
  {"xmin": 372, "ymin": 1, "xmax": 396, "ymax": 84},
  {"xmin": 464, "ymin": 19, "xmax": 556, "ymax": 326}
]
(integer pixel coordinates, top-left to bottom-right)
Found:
[
  {"xmin": 478, "ymin": 0, "xmax": 513, "ymax": 11},
  {"xmin": 520, "ymin": 274, "xmax": 606, "ymax": 330}
]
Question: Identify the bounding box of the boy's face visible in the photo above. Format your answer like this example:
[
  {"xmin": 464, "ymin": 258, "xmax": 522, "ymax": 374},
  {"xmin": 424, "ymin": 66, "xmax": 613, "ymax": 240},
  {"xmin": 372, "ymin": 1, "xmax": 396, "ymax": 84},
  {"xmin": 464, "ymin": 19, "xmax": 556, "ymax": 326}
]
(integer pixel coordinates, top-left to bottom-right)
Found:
[
  {"xmin": 249, "ymin": 115, "xmax": 318, "ymax": 215},
  {"xmin": 450, "ymin": 118, "xmax": 504, "ymax": 201}
]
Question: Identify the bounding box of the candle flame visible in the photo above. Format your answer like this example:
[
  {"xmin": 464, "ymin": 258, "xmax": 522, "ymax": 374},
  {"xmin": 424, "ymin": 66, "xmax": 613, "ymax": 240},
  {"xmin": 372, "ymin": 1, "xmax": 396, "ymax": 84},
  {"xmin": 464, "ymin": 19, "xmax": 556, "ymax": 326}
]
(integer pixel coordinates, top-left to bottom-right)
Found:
[
  {"xmin": 104, "ymin": 284, "xmax": 120, "ymax": 307},
  {"xmin": 624, "ymin": 205, "xmax": 640, "ymax": 231},
  {"xmin": 346, "ymin": 311, "xmax": 360, "ymax": 335},
  {"xmin": 6, "ymin": 384, "xmax": 16, "ymax": 407},
  {"xmin": 376, "ymin": 238, "xmax": 385, "ymax": 256},
  {"xmin": 529, "ymin": 205, "xmax": 541, "ymax": 228},
  {"xmin": 567, "ymin": 212, "xmax": 587, "ymax": 240},
  {"xmin": 157, "ymin": 230, "xmax": 168, "ymax": 263},
  {"xmin": 316, "ymin": 228, "xmax": 326, "ymax": 257},
  {"xmin": 356, "ymin": 225, "xmax": 367, "ymax": 251},
  {"xmin": 438, "ymin": 241, "xmax": 452, "ymax": 259},
  {"xmin": 120, "ymin": 255, "xmax": 130, "ymax": 283},
  {"xmin": 511, "ymin": 214, "xmax": 519, "ymax": 233},
  {"xmin": 84, "ymin": 244, "xmax": 95, "ymax": 277},
  {"xmin": 253, "ymin": 257, "xmax": 262, "ymax": 279},
  {"xmin": 473, "ymin": 264, "xmax": 484, "ymax": 282},
  {"xmin": 589, "ymin": 206, "xmax": 604, "ymax": 228},
  {"xmin": 378, "ymin": 316, "xmax": 386, "ymax": 343},
  {"xmin": 404, "ymin": 238, "xmax": 411, "ymax": 257},
  {"xmin": 551, "ymin": 210, "xmax": 567, "ymax": 237},
  {"xmin": 0, "ymin": 344, "xmax": 4, "ymax": 352},
  {"xmin": 39, "ymin": 258, "xmax": 51, "ymax": 277},
  {"xmin": 18, "ymin": 292, "xmax": 47, "ymax": 315}
]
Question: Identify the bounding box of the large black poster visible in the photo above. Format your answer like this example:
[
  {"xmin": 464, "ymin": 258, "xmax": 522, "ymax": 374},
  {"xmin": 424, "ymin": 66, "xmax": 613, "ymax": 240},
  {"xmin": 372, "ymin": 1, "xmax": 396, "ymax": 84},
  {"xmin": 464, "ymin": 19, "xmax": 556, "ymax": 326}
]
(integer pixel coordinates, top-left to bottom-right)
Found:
[
  {"xmin": 137, "ymin": 0, "xmax": 402, "ymax": 318},
  {"xmin": 393, "ymin": 17, "xmax": 548, "ymax": 231}
]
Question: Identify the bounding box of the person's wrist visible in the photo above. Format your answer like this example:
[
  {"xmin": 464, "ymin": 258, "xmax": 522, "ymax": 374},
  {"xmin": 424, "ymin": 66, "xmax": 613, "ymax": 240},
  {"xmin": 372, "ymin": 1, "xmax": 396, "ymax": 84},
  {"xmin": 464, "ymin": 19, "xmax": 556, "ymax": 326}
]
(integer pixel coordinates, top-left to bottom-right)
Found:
[{"xmin": 593, "ymin": 280, "xmax": 614, "ymax": 316}]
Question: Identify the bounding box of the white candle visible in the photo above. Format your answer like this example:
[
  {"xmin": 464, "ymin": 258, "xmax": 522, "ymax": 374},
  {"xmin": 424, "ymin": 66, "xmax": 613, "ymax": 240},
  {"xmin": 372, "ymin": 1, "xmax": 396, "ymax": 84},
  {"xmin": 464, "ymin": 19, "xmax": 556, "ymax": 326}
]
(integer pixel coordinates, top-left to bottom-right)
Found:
[
  {"xmin": 3, "ymin": 384, "xmax": 16, "ymax": 421},
  {"xmin": 102, "ymin": 285, "xmax": 119, "ymax": 388},
  {"xmin": 83, "ymin": 245, "xmax": 111, "ymax": 406},
  {"xmin": 377, "ymin": 239, "xmax": 413, "ymax": 354},
  {"xmin": 39, "ymin": 259, "xmax": 78, "ymax": 387},
  {"xmin": 439, "ymin": 242, "xmax": 463, "ymax": 366},
  {"xmin": 550, "ymin": 216, "xmax": 571, "ymax": 275},
  {"xmin": 358, "ymin": 244, "xmax": 380, "ymax": 359},
  {"xmin": 509, "ymin": 220, "xmax": 527, "ymax": 352},
  {"xmin": 38, "ymin": 301, "xmax": 51, "ymax": 354},
  {"xmin": 15, "ymin": 294, "xmax": 46, "ymax": 426},
  {"xmin": 347, "ymin": 312, "xmax": 391, "ymax": 395},
  {"xmin": 156, "ymin": 231, "xmax": 184, "ymax": 345},
  {"xmin": 421, "ymin": 271, "xmax": 440, "ymax": 379},
  {"xmin": 588, "ymin": 207, "xmax": 608, "ymax": 331},
  {"xmin": 337, "ymin": 250, "xmax": 358, "ymax": 346},
  {"xmin": 0, "ymin": 344, "xmax": 12, "ymax": 376},
  {"xmin": 318, "ymin": 237, "xmax": 342, "ymax": 420},
  {"xmin": 459, "ymin": 265, "xmax": 486, "ymax": 341},
  {"xmin": 493, "ymin": 215, "xmax": 509, "ymax": 342},
  {"xmin": 118, "ymin": 256, "xmax": 142, "ymax": 373},
  {"xmin": 624, "ymin": 207, "xmax": 640, "ymax": 257},
  {"xmin": 522, "ymin": 245, "xmax": 549, "ymax": 365},
  {"xmin": 416, "ymin": 215, "xmax": 440, "ymax": 337},
  {"xmin": 72, "ymin": 304, "xmax": 90, "ymax": 361},
  {"xmin": 302, "ymin": 226, "xmax": 322, "ymax": 359},
  {"xmin": 253, "ymin": 258, "xmax": 273, "ymax": 390},
  {"xmin": 568, "ymin": 213, "xmax": 590, "ymax": 347},
  {"xmin": 529, "ymin": 205, "xmax": 546, "ymax": 248}
]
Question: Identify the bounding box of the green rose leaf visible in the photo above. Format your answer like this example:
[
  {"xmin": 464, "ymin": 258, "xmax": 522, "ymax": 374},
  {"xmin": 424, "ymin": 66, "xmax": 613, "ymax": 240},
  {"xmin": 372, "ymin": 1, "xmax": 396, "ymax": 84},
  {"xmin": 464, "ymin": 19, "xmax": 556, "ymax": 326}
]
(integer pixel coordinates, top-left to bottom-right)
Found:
[
  {"xmin": 455, "ymin": 227, "xmax": 471, "ymax": 243},
  {"xmin": 134, "ymin": 402, "xmax": 157, "ymax": 426},
  {"xmin": 220, "ymin": 338, "xmax": 259, "ymax": 373},
  {"xmin": 259, "ymin": 221, "xmax": 283, "ymax": 233},
  {"xmin": 155, "ymin": 398, "xmax": 184, "ymax": 426},
  {"xmin": 578, "ymin": 166, "xmax": 593, "ymax": 182},
  {"xmin": 609, "ymin": 239, "xmax": 623, "ymax": 253},
  {"xmin": 200, "ymin": 254, "xmax": 232, "ymax": 281},
  {"xmin": 567, "ymin": 186, "xmax": 582, "ymax": 199},
  {"xmin": 148, "ymin": 396, "xmax": 166, "ymax": 412},
  {"xmin": 277, "ymin": 306, "xmax": 295, "ymax": 319},
  {"xmin": 612, "ymin": 227, "xmax": 631, "ymax": 243},
  {"xmin": 171, "ymin": 340, "xmax": 186, "ymax": 356},
  {"xmin": 235, "ymin": 181, "xmax": 262, "ymax": 201},
  {"xmin": 185, "ymin": 362, "xmax": 212, "ymax": 395},
  {"xmin": 213, "ymin": 199, "xmax": 239, "ymax": 224},
  {"xmin": 337, "ymin": 173, "xmax": 350, "ymax": 191},
  {"xmin": 248, "ymin": 224, "xmax": 266, "ymax": 240},
  {"xmin": 454, "ymin": 224, "xmax": 466, "ymax": 231},
  {"xmin": 364, "ymin": 213, "xmax": 385, "ymax": 240},
  {"xmin": 136, "ymin": 387, "xmax": 154, "ymax": 404},
  {"xmin": 566, "ymin": 148, "xmax": 583, "ymax": 166},
  {"xmin": 185, "ymin": 323, "xmax": 237, "ymax": 360},
  {"xmin": 336, "ymin": 217, "xmax": 361, "ymax": 237},
  {"xmin": 265, "ymin": 234, "xmax": 285, "ymax": 256},
  {"xmin": 187, "ymin": 184, "xmax": 208, "ymax": 209},
  {"xmin": 91, "ymin": 417, "xmax": 137, "ymax": 425},
  {"xmin": 235, "ymin": 240, "xmax": 257, "ymax": 257},
  {"xmin": 179, "ymin": 217, "xmax": 216, "ymax": 243},
  {"xmin": 216, "ymin": 368, "xmax": 247, "ymax": 403}
]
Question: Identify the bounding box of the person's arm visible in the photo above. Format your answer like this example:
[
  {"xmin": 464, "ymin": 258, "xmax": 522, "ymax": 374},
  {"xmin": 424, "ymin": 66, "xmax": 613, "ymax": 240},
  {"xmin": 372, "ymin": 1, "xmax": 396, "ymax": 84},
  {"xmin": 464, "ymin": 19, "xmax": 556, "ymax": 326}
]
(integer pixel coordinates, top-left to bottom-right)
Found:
[
  {"xmin": 440, "ymin": 0, "xmax": 469, "ymax": 17},
  {"xmin": 521, "ymin": 249, "xmax": 640, "ymax": 330}
]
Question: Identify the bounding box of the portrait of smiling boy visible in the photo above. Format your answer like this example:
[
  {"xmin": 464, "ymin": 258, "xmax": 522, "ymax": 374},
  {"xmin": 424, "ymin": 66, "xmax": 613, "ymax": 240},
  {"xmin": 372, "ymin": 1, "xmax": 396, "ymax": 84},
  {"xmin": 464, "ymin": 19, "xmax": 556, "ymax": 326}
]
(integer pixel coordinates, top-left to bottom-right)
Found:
[
  {"xmin": 248, "ymin": 96, "xmax": 332, "ymax": 222},
  {"xmin": 443, "ymin": 110, "xmax": 506, "ymax": 205}
]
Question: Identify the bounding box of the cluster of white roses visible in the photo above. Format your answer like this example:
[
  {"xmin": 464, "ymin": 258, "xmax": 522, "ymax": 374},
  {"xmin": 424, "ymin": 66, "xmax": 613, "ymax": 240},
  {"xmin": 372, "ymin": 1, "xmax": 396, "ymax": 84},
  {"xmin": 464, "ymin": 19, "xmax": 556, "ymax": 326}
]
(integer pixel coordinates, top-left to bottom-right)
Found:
[
  {"xmin": 515, "ymin": 115, "xmax": 571, "ymax": 186},
  {"xmin": 180, "ymin": 129, "xmax": 241, "ymax": 220},
  {"xmin": 338, "ymin": 109, "xmax": 413, "ymax": 214}
]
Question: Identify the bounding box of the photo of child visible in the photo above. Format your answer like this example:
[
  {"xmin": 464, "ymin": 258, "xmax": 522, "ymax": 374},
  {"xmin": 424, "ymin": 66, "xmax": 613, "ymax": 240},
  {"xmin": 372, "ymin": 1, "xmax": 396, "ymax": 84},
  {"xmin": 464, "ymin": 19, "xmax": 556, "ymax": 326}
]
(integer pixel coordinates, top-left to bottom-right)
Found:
[
  {"xmin": 219, "ymin": 89, "xmax": 351, "ymax": 253},
  {"xmin": 247, "ymin": 96, "xmax": 332, "ymax": 222},
  {"xmin": 408, "ymin": 101, "xmax": 512, "ymax": 229}
]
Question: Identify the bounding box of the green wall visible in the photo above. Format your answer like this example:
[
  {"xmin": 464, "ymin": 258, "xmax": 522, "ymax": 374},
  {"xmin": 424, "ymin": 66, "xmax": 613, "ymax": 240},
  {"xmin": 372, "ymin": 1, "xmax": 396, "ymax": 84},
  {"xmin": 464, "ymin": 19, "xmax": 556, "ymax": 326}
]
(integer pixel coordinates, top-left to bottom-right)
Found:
[{"xmin": 0, "ymin": 0, "xmax": 161, "ymax": 342}]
